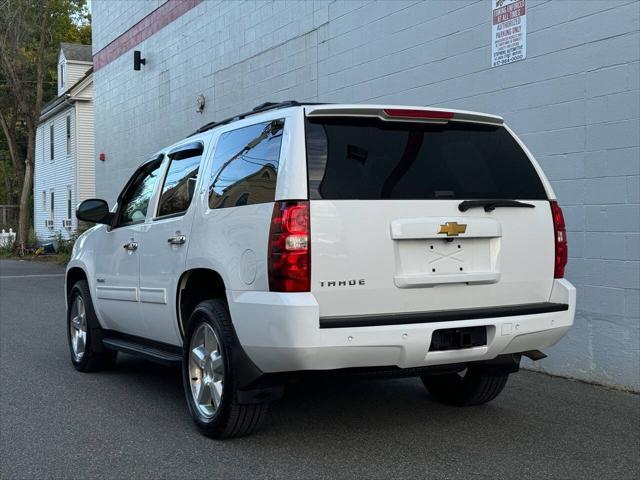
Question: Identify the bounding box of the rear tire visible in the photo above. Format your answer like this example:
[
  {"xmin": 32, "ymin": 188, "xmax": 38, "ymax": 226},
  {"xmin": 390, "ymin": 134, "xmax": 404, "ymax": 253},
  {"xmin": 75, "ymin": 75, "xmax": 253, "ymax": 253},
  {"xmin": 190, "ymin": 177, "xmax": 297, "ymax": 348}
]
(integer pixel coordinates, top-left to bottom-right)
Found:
[
  {"xmin": 67, "ymin": 280, "xmax": 118, "ymax": 372},
  {"xmin": 421, "ymin": 368, "xmax": 509, "ymax": 406},
  {"xmin": 182, "ymin": 299, "xmax": 268, "ymax": 439}
]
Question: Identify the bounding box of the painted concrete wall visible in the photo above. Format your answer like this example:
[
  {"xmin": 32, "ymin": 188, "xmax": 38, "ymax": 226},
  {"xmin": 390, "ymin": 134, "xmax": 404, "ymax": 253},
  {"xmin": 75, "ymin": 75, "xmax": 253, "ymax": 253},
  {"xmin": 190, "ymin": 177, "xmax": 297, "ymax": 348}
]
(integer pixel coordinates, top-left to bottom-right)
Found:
[
  {"xmin": 91, "ymin": 0, "xmax": 164, "ymax": 52},
  {"xmin": 91, "ymin": 0, "xmax": 640, "ymax": 389}
]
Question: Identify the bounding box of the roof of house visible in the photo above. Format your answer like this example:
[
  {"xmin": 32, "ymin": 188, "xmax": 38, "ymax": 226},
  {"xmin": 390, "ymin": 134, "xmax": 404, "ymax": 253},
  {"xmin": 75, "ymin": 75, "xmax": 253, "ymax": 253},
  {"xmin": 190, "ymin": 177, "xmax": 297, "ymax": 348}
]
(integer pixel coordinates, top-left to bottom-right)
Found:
[{"xmin": 60, "ymin": 43, "xmax": 92, "ymax": 62}]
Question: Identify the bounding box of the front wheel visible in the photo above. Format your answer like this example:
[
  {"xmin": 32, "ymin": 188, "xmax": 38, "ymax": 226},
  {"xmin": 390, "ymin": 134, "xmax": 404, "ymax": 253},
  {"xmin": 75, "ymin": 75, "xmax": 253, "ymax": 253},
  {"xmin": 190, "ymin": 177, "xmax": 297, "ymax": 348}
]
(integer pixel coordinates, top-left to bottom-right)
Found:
[
  {"xmin": 67, "ymin": 280, "xmax": 118, "ymax": 372},
  {"xmin": 421, "ymin": 368, "xmax": 509, "ymax": 406},
  {"xmin": 182, "ymin": 299, "xmax": 268, "ymax": 439}
]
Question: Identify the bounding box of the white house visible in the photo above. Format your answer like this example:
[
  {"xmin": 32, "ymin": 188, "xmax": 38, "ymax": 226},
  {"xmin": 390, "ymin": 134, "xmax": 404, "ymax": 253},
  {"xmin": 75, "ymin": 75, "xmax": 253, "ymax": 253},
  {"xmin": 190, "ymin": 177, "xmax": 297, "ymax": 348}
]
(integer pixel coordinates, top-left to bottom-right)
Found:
[{"xmin": 34, "ymin": 43, "xmax": 94, "ymax": 240}]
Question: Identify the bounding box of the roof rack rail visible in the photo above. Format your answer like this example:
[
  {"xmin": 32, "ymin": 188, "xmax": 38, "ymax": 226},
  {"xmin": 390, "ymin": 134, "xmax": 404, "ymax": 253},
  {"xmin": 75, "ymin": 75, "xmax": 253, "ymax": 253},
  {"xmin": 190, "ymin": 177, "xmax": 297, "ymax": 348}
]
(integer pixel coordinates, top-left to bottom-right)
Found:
[
  {"xmin": 190, "ymin": 100, "xmax": 309, "ymax": 137},
  {"xmin": 251, "ymin": 101, "xmax": 298, "ymax": 112}
]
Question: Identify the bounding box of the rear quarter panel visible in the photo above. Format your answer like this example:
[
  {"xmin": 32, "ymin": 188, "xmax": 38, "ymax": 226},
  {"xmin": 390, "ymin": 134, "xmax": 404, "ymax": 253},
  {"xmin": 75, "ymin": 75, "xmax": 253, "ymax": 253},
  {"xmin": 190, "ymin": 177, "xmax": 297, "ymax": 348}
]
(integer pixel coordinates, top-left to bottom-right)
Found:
[{"xmin": 186, "ymin": 107, "xmax": 306, "ymax": 292}]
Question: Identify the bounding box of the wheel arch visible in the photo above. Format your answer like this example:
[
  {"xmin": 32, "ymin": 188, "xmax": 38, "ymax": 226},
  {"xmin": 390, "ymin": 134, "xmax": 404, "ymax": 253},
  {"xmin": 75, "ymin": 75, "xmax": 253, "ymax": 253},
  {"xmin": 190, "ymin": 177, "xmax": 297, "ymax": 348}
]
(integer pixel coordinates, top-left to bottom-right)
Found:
[
  {"xmin": 66, "ymin": 266, "xmax": 88, "ymax": 305},
  {"xmin": 177, "ymin": 268, "xmax": 227, "ymax": 339}
]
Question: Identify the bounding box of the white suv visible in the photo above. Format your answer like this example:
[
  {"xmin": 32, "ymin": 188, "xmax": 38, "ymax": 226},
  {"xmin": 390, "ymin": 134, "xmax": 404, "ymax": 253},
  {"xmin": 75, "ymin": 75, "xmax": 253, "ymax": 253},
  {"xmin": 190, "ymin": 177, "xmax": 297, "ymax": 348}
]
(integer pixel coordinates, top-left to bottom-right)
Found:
[{"xmin": 67, "ymin": 102, "xmax": 575, "ymax": 438}]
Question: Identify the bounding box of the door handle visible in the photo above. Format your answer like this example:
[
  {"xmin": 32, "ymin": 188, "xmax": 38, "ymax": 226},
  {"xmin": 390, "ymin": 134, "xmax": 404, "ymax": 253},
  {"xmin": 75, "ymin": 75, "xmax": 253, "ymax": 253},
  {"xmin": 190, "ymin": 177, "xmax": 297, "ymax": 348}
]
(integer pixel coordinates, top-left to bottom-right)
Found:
[
  {"xmin": 123, "ymin": 241, "xmax": 138, "ymax": 251},
  {"xmin": 168, "ymin": 234, "xmax": 186, "ymax": 245}
]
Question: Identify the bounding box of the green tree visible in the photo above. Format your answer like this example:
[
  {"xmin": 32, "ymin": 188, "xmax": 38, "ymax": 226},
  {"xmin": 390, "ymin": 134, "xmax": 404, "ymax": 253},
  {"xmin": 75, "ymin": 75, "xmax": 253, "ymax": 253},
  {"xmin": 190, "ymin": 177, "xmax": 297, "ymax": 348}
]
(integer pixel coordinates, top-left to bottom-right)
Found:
[{"xmin": 0, "ymin": 0, "xmax": 90, "ymax": 246}]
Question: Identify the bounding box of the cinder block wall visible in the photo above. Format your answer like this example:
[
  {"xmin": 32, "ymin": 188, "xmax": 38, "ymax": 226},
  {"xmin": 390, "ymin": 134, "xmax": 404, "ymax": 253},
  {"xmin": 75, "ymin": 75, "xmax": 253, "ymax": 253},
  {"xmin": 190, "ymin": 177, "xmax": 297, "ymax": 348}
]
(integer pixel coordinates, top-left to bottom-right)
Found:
[{"xmin": 92, "ymin": 0, "xmax": 640, "ymax": 390}]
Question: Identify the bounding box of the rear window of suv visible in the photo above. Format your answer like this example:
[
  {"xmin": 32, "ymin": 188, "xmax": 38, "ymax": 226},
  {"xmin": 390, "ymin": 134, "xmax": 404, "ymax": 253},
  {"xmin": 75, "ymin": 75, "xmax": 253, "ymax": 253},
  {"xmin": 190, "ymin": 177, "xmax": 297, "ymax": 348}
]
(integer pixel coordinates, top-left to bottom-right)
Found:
[{"xmin": 305, "ymin": 117, "xmax": 547, "ymax": 200}]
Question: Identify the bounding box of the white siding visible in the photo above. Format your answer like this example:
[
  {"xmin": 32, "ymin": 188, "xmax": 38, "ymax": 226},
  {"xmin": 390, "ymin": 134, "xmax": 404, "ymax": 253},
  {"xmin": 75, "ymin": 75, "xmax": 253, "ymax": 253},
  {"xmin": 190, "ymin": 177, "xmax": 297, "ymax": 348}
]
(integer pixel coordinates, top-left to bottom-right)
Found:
[
  {"xmin": 75, "ymin": 100, "xmax": 95, "ymax": 202},
  {"xmin": 35, "ymin": 73, "xmax": 95, "ymax": 241},
  {"xmin": 74, "ymin": 81, "xmax": 93, "ymax": 101},
  {"xmin": 57, "ymin": 50, "xmax": 66, "ymax": 96},
  {"xmin": 58, "ymin": 49, "xmax": 91, "ymax": 95},
  {"xmin": 33, "ymin": 107, "xmax": 78, "ymax": 240},
  {"xmin": 65, "ymin": 61, "xmax": 91, "ymax": 89}
]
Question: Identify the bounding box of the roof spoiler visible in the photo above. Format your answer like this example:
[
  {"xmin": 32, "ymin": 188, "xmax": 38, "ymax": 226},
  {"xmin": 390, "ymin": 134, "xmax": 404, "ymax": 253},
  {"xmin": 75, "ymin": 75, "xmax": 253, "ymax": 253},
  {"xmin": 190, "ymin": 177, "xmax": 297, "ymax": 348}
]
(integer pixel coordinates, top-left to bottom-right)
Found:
[{"xmin": 306, "ymin": 107, "xmax": 504, "ymax": 126}]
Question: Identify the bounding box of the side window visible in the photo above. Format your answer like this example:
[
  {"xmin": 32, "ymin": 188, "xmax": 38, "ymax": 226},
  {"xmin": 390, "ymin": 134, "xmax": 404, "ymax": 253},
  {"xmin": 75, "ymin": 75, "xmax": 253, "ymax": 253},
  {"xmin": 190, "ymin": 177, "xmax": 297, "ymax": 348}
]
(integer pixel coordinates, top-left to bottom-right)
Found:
[
  {"xmin": 157, "ymin": 143, "xmax": 203, "ymax": 218},
  {"xmin": 66, "ymin": 187, "xmax": 72, "ymax": 219},
  {"xmin": 50, "ymin": 124, "xmax": 54, "ymax": 161},
  {"xmin": 118, "ymin": 159, "xmax": 164, "ymax": 226},
  {"xmin": 66, "ymin": 114, "xmax": 71, "ymax": 156},
  {"xmin": 208, "ymin": 119, "xmax": 284, "ymax": 209}
]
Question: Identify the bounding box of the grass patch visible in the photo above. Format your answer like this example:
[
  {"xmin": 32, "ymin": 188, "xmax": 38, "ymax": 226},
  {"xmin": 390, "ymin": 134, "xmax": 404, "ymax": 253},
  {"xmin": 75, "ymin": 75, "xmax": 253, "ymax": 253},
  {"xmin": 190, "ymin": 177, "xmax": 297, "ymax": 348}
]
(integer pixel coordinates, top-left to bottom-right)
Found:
[
  {"xmin": 0, "ymin": 230, "xmax": 79, "ymax": 266},
  {"xmin": 0, "ymin": 250, "xmax": 70, "ymax": 265}
]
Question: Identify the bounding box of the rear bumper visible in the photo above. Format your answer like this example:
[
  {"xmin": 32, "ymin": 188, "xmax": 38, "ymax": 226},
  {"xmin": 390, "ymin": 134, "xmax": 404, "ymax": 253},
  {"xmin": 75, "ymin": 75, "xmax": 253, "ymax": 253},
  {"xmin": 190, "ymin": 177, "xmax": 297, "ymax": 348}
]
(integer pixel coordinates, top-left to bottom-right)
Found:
[{"xmin": 227, "ymin": 279, "xmax": 576, "ymax": 373}]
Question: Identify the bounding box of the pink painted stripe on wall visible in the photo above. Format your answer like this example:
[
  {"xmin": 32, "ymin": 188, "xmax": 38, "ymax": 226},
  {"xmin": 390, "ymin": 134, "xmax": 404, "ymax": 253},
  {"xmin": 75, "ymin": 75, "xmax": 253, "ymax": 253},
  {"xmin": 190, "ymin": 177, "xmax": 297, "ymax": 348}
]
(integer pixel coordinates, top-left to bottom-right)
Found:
[{"xmin": 93, "ymin": 0, "xmax": 202, "ymax": 71}]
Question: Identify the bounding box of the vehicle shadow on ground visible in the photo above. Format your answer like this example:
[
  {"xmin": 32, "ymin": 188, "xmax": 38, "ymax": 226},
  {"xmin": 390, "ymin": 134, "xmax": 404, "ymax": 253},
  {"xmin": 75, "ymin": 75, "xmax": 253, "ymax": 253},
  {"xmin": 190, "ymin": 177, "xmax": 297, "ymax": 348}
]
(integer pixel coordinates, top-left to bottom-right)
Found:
[
  {"xmin": 43, "ymin": 348, "xmax": 640, "ymax": 479},
  {"xmin": 107, "ymin": 354, "xmax": 518, "ymax": 437},
  {"xmin": 107, "ymin": 354, "xmax": 185, "ymax": 401}
]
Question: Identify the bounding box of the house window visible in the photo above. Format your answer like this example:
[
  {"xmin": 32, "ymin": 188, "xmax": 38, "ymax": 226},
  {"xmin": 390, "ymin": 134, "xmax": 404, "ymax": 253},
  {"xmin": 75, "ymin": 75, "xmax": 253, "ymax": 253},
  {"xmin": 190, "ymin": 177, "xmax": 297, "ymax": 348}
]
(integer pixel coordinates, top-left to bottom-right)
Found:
[
  {"xmin": 66, "ymin": 114, "xmax": 71, "ymax": 155},
  {"xmin": 42, "ymin": 190, "xmax": 46, "ymax": 210},
  {"xmin": 49, "ymin": 124, "xmax": 54, "ymax": 161},
  {"xmin": 67, "ymin": 188, "xmax": 72, "ymax": 219},
  {"xmin": 59, "ymin": 64, "xmax": 64, "ymax": 89},
  {"xmin": 50, "ymin": 191, "xmax": 54, "ymax": 220}
]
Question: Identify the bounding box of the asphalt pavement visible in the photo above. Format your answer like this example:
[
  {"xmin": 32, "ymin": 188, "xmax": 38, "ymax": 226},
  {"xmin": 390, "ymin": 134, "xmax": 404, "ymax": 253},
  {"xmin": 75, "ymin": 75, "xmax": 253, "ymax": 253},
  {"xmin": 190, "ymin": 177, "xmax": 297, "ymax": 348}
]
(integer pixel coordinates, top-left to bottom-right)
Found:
[{"xmin": 1, "ymin": 259, "xmax": 639, "ymax": 479}]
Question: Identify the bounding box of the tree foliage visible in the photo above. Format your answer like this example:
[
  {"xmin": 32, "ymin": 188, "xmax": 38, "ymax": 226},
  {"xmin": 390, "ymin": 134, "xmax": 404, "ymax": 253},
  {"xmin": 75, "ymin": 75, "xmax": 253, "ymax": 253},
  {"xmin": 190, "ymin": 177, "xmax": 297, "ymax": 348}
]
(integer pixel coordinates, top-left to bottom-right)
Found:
[{"xmin": 0, "ymin": 0, "xmax": 90, "ymax": 245}]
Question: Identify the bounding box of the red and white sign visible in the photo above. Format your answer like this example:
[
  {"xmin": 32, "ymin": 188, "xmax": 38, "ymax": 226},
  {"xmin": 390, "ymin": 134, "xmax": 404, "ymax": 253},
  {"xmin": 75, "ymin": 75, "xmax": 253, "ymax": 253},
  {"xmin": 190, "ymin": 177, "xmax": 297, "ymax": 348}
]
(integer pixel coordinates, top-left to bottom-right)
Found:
[{"xmin": 492, "ymin": 0, "xmax": 527, "ymax": 67}]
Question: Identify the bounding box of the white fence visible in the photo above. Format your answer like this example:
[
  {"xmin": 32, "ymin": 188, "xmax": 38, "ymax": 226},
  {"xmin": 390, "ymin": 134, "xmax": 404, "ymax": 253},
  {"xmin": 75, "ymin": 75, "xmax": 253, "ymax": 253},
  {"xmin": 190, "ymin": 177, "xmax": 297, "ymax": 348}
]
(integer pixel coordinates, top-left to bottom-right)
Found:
[{"xmin": 0, "ymin": 228, "xmax": 16, "ymax": 247}]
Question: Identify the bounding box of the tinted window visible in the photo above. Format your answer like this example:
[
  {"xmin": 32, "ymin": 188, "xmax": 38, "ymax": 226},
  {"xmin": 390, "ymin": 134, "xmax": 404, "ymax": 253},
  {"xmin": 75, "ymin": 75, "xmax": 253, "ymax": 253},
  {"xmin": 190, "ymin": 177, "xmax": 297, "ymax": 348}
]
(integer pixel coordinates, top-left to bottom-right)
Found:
[
  {"xmin": 157, "ymin": 144, "xmax": 202, "ymax": 217},
  {"xmin": 119, "ymin": 160, "xmax": 163, "ymax": 225},
  {"xmin": 306, "ymin": 118, "xmax": 547, "ymax": 200},
  {"xmin": 208, "ymin": 120, "xmax": 284, "ymax": 209}
]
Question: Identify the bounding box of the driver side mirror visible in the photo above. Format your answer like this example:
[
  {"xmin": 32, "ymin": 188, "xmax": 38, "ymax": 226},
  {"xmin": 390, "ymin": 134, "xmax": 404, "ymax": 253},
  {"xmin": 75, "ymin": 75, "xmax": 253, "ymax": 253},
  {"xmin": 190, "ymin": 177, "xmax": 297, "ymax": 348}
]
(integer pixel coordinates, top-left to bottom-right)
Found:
[{"xmin": 76, "ymin": 199, "xmax": 114, "ymax": 225}]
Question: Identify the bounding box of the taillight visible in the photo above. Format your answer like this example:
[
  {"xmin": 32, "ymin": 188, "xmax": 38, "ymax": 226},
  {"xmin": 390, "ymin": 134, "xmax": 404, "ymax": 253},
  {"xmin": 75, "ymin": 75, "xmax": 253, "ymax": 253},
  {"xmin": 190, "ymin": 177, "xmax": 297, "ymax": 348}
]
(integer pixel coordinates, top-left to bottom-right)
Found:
[
  {"xmin": 268, "ymin": 200, "xmax": 310, "ymax": 292},
  {"xmin": 383, "ymin": 108, "xmax": 454, "ymax": 120},
  {"xmin": 550, "ymin": 200, "xmax": 568, "ymax": 278}
]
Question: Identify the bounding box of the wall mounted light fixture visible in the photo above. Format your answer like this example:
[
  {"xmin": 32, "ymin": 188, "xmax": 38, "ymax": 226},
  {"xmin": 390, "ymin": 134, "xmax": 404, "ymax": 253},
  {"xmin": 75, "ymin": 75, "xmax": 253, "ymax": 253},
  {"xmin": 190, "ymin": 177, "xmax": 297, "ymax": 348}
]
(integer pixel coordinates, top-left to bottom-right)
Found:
[{"xmin": 133, "ymin": 50, "xmax": 146, "ymax": 71}]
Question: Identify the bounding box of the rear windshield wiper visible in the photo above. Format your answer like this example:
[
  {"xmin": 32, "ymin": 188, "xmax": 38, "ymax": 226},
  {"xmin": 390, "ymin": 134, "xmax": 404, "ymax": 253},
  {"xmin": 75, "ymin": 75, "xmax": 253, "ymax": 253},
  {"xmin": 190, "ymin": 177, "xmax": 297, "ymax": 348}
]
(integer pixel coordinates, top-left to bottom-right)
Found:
[{"xmin": 458, "ymin": 199, "xmax": 536, "ymax": 212}]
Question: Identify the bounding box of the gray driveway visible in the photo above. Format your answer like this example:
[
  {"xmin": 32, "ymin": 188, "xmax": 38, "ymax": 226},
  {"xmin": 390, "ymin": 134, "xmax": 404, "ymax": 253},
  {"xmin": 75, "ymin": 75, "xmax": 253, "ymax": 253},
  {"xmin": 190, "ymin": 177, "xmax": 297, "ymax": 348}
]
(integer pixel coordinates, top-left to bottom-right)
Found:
[{"xmin": 1, "ymin": 259, "xmax": 638, "ymax": 479}]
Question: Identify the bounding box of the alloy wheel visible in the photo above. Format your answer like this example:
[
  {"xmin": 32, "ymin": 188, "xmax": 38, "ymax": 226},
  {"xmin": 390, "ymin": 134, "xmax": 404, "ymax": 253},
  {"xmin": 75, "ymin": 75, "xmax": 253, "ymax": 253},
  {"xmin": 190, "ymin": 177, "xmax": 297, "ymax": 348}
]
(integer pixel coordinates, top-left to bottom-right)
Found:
[
  {"xmin": 188, "ymin": 323, "xmax": 224, "ymax": 418},
  {"xmin": 69, "ymin": 296, "xmax": 87, "ymax": 361}
]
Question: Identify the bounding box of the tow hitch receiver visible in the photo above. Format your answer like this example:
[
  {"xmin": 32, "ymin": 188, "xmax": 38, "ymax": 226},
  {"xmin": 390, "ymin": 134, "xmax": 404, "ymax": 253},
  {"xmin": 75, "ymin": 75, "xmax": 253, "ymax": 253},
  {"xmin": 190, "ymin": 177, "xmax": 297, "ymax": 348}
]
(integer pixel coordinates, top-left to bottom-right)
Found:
[
  {"xmin": 429, "ymin": 326, "xmax": 487, "ymax": 351},
  {"xmin": 522, "ymin": 350, "xmax": 547, "ymax": 361}
]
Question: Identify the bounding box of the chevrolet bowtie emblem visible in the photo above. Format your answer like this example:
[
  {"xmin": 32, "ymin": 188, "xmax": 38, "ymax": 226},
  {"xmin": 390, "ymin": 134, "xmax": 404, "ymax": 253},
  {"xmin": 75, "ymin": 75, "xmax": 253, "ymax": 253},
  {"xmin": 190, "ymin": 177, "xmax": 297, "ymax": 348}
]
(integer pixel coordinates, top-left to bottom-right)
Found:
[{"xmin": 438, "ymin": 222, "xmax": 467, "ymax": 237}]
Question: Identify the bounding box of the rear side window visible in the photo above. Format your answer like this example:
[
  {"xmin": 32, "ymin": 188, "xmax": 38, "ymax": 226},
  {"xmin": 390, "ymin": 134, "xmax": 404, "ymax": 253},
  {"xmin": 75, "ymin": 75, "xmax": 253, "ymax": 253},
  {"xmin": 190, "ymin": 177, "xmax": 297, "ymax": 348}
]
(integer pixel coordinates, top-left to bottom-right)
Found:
[
  {"xmin": 306, "ymin": 117, "xmax": 547, "ymax": 200},
  {"xmin": 208, "ymin": 120, "xmax": 284, "ymax": 209},
  {"xmin": 157, "ymin": 143, "xmax": 203, "ymax": 217}
]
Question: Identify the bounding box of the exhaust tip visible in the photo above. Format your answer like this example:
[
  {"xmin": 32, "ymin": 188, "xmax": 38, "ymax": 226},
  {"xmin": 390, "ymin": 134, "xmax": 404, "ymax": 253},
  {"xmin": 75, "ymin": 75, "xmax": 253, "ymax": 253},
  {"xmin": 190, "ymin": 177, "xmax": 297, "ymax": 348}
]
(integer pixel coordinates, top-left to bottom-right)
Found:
[{"xmin": 522, "ymin": 350, "xmax": 547, "ymax": 361}]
